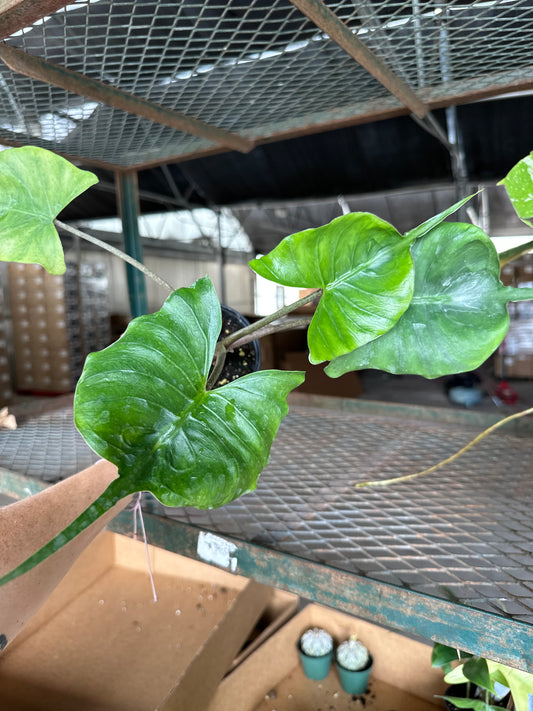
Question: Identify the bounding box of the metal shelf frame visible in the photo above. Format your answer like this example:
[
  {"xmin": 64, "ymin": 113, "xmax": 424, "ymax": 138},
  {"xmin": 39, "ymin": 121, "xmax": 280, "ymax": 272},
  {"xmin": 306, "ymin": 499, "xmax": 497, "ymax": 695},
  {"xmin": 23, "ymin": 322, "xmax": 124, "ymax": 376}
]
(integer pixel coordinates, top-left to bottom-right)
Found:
[{"xmin": 1, "ymin": 396, "xmax": 531, "ymax": 671}]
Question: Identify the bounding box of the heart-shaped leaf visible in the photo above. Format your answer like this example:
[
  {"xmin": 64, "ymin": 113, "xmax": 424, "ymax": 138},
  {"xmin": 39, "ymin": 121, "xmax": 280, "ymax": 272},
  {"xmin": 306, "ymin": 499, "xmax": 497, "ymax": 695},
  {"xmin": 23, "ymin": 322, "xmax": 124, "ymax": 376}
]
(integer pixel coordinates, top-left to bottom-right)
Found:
[
  {"xmin": 499, "ymin": 151, "xmax": 533, "ymax": 228},
  {"xmin": 0, "ymin": 276, "xmax": 304, "ymax": 587},
  {"xmin": 249, "ymin": 213, "xmax": 414, "ymax": 364},
  {"xmin": 326, "ymin": 223, "xmax": 533, "ymax": 379},
  {"xmin": 0, "ymin": 146, "xmax": 97, "ymax": 274},
  {"xmin": 74, "ymin": 275, "xmax": 304, "ymax": 509}
]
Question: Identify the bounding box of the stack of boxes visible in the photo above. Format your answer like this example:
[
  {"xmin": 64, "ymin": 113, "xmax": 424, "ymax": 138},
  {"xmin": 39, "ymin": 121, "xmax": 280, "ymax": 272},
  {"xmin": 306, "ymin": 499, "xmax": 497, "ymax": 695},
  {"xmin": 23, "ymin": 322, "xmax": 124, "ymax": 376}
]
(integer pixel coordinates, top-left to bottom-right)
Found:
[
  {"xmin": 7, "ymin": 261, "xmax": 110, "ymax": 395},
  {"xmin": 0, "ymin": 285, "xmax": 13, "ymax": 405},
  {"xmin": 495, "ymin": 252, "xmax": 533, "ymax": 379}
]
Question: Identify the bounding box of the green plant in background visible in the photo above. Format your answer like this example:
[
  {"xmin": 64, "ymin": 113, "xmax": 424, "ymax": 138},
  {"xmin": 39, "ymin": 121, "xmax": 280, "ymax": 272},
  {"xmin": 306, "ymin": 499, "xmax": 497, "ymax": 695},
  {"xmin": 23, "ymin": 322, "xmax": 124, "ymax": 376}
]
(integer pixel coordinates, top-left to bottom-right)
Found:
[
  {"xmin": 0, "ymin": 146, "xmax": 533, "ymax": 586},
  {"xmin": 432, "ymin": 642, "xmax": 533, "ymax": 711}
]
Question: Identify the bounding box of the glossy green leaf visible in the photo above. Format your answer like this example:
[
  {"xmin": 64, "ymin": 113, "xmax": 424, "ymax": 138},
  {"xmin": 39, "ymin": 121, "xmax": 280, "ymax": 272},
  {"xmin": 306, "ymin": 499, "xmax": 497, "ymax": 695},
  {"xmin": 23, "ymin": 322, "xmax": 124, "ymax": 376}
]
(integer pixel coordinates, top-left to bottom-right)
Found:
[
  {"xmin": 249, "ymin": 213, "xmax": 414, "ymax": 364},
  {"xmin": 326, "ymin": 223, "xmax": 533, "ymax": 379},
  {"xmin": 488, "ymin": 662, "xmax": 533, "ymax": 711},
  {"xmin": 405, "ymin": 192, "xmax": 477, "ymax": 242},
  {"xmin": 75, "ymin": 276, "xmax": 304, "ymax": 508},
  {"xmin": 431, "ymin": 643, "xmax": 471, "ymax": 674},
  {"xmin": 437, "ymin": 696, "xmax": 501, "ymax": 711},
  {"xmin": 0, "ymin": 277, "xmax": 304, "ymax": 586},
  {"xmin": 463, "ymin": 659, "xmax": 494, "ymax": 694},
  {"xmin": 0, "ymin": 146, "xmax": 98, "ymax": 274},
  {"xmin": 499, "ymin": 151, "xmax": 533, "ymax": 228}
]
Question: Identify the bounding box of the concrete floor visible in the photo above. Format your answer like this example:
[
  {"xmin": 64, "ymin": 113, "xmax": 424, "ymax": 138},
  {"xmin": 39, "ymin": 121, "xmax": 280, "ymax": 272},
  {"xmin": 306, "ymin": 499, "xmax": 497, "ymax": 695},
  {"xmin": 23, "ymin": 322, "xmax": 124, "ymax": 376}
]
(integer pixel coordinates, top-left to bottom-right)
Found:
[{"xmin": 357, "ymin": 369, "xmax": 533, "ymax": 414}]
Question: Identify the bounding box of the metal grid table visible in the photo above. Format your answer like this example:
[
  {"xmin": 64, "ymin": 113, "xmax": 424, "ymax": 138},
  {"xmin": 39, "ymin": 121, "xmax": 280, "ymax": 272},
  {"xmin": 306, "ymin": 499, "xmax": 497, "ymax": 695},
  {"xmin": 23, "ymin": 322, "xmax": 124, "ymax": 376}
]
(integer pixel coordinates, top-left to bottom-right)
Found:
[{"xmin": 1, "ymin": 396, "xmax": 532, "ymax": 668}]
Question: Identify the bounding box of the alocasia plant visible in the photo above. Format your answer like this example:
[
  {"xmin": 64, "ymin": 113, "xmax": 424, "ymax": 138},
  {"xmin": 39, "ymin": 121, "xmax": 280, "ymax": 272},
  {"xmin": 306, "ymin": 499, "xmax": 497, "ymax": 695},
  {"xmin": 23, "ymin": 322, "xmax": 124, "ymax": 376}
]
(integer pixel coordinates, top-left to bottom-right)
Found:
[{"xmin": 0, "ymin": 145, "xmax": 533, "ymax": 586}]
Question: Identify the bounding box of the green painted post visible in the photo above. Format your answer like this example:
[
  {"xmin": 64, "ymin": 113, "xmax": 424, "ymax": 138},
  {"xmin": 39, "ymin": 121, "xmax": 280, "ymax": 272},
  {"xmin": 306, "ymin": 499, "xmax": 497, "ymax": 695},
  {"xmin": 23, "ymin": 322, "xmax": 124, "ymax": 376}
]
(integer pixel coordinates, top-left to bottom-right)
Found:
[{"xmin": 116, "ymin": 171, "xmax": 148, "ymax": 318}]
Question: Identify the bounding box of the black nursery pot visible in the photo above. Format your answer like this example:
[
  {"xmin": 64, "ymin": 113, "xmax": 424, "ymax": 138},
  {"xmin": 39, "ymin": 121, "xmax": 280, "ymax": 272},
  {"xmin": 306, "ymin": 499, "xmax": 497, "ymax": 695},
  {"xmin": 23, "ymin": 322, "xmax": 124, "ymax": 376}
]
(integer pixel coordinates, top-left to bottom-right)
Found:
[{"xmin": 213, "ymin": 305, "xmax": 261, "ymax": 388}]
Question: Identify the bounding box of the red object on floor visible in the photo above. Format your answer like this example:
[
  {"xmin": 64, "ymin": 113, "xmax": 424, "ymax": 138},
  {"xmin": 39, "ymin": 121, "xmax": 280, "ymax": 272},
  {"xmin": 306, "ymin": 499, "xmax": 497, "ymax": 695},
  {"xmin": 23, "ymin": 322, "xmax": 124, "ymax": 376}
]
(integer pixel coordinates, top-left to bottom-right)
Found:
[{"xmin": 494, "ymin": 380, "xmax": 519, "ymax": 405}]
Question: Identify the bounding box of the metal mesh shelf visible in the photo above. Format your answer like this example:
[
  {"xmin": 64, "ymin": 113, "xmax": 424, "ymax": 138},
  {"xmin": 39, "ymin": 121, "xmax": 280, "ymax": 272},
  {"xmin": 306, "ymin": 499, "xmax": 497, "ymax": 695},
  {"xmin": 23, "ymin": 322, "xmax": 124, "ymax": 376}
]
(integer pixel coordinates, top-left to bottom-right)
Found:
[
  {"xmin": 0, "ymin": 397, "xmax": 531, "ymax": 666},
  {"xmin": 1, "ymin": 0, "xmax": 533, "ymax": 168},
  {"xmin": 145, "ymin": 400, "xmax": 533, "ymax": 627}
]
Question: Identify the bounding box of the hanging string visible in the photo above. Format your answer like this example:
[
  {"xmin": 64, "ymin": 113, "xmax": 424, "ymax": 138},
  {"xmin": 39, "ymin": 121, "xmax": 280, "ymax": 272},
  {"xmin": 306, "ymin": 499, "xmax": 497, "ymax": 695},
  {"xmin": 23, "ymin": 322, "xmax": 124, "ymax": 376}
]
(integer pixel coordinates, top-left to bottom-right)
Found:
[{"xmin": 132, "ymin": 492, "xmax": 158, "ymax": 602}]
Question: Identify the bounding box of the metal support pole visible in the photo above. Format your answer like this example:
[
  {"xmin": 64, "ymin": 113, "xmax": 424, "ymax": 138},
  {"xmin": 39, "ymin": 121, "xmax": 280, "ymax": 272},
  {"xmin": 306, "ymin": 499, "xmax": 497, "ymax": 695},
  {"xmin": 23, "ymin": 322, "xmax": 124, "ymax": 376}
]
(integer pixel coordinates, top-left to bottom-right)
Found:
[
  {"xmin": 116, "ymin": 171, "xmax": 148, "ymax": 318},
  {"xmin": 439, "ymin": 14, "xmax": 469, "ymax": 221},
  {"xmin": 217, "ymin": 210, "xmax": 227, "ymax": 305}
]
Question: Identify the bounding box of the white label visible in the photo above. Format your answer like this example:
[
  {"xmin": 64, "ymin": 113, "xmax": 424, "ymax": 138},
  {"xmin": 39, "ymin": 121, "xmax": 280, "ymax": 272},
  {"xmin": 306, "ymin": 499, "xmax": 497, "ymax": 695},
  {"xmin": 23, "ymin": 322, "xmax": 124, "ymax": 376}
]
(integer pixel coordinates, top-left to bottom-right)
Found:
[{"xmin": 197, "ymin": 531, "xmax": 238, "ymax": 570}]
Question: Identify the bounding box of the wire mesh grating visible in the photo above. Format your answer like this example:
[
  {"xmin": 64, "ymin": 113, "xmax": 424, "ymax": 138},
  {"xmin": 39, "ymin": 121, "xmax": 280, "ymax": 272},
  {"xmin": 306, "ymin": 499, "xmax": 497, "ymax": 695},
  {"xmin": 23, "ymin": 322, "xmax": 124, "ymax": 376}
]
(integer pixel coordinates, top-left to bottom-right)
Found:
[
  {"xmin": 1, "ymin": 0, "xmax": 531, "ymax": 167},
  {"xmin": 148, "ymin": 403, "xmax": 533, "ymax": 624}
]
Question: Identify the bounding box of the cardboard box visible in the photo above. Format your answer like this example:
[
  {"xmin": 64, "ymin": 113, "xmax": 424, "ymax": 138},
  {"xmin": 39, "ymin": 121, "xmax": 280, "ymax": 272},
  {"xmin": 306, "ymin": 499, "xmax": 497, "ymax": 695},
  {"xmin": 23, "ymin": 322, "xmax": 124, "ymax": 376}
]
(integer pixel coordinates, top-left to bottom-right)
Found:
[
  {"xmin": 209, "ymin": 603, "xmax": 446, "ymax": 711},
  {"xmin": 281, "ymin": 350, "xmax": 362, "ymax": 398},
  {"xmin": 0, "ymin": 531, "xmax": 298, "ymax": 711}
]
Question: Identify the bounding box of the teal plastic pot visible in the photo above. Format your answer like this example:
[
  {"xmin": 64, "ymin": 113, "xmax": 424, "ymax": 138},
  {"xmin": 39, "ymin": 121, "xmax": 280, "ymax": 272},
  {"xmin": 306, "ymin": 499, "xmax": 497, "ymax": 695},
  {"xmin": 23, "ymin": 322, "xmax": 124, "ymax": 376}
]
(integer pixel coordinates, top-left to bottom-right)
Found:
[
  {"xmin": 335, "ymin": 655, "xmax": 373, "ymax": 694},
  {"xmin": 297, "ymin": 643, "xmax": 333, "ymax": 680}
]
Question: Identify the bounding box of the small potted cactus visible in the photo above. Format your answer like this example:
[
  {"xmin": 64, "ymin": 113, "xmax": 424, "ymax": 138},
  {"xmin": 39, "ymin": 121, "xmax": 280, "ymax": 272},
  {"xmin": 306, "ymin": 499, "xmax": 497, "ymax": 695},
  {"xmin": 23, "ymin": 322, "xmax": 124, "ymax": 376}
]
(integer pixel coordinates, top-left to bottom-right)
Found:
[
  {"xmin": 335, "ymin": 634, "xmax": 373, "ymax": 694},
  {"xmin": 298, "ymin": 627, "xmax": 334, "ymax": 680}
]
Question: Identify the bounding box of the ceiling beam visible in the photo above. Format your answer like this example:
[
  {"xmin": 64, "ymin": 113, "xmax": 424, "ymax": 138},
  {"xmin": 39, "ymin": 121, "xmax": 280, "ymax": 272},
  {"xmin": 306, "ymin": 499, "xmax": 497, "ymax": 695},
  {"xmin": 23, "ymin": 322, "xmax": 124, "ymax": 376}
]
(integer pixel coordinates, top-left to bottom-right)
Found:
[
  {"xmin": 0, "ymin": 43, "xmax": 255, "ymax": 154},
  {"xmin": 0, "ymin": 1, "xmax": 72, "ymax": 40},
  {"xmin": 289, "ymin": 0, "xmax": 428, "ymax": 119}
]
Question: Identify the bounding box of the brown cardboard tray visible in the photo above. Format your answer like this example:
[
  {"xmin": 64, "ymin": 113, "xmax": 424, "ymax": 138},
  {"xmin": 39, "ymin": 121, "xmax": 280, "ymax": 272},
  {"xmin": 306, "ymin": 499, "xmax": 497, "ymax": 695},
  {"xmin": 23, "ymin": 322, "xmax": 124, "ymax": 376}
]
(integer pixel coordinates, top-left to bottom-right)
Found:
[
  {"xmin": 209, "ymin": 603, "xmax": 446, "ymax": 711},
  {"xmin": 0, "ymin": 531, "xmax": 298, "ymax": 711}
]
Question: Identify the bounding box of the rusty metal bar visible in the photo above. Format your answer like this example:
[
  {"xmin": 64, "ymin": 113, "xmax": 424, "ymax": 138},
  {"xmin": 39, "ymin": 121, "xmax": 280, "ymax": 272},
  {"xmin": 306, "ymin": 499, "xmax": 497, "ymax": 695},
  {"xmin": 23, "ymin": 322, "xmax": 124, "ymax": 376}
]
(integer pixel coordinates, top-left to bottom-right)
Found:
[
  {"xmin": 0, "ymin": 43, "xmax": 255, "ymax": 154},
  {"xmin": 107, "ymin": 511, "xmax": 533, "ymax": 673},
  {"xmin": 0, "ymin": 0, "xmax": 71, "ymax": 40},
  {"xmin": 289, "ymin": 0, "xmax": 428, "ymax": 118}
]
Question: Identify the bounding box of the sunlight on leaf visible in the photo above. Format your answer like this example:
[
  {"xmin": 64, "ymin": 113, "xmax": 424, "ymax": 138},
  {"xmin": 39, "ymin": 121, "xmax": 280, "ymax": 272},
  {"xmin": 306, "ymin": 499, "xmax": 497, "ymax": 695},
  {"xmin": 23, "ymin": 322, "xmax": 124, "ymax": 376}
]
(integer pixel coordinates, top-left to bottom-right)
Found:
[
  {"xmin": 250, "ymin": 213, "xmax": 414, "ymax": 364},
  {"xmin": 0, "ymin": 146, "xmax": 97, "ymax": 274}
]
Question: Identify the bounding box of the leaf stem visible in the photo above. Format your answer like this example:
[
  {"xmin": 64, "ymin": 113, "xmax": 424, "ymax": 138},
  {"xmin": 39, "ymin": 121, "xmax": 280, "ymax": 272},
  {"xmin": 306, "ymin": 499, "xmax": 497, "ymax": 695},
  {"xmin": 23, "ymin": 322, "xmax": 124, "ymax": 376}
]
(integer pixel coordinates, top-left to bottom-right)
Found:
[
  {"xmin": 355, "ymin": 406, "xmax": 533, "ymax": 488},
  {"xmin": 229, "ymin": 316, "xmax": 313, "ymax": 351},
  {"xmin": 55, "ymin": 219, "xmax": 175, "ymax": 294},
  {"xmin": 220, "ymin": 289, "xmax": 321, "ymax": 350},
  {"xmin": 0, "ymin": 478, "xmax": 134, "ymax": 586},
  {"xmin": 206, "ymin": 343, "xmax": 227, "ymax": 391},
  {"xmin": 504, "ymin": 286, "xmax": 533, "ymax": 302}
]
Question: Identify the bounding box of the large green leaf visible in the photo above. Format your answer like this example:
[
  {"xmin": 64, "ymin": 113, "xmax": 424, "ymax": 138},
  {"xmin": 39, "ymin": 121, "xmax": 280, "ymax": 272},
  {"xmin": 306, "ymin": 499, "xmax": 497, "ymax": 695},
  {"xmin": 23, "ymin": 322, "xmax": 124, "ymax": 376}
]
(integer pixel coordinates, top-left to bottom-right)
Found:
[
  {"xmin": 0, "ymin": 146, "xmax": 97, "ymax": 274},
  {"xmin": 499, "ymin": 151, "xmax": 533, "ymax": 228},
  {"xmin": 0, "ymin": 277, "xmax": 303, "ymax": 586},
  {"xmin": 75, "ymin": 276, "xmax": 304, "ymax": 508},
  {"xmin": 249, "ymin": 213, "xmax": 414, "ymax": 364},
  {"xmin": 326, "ymin": 222, "xmax": 533, "ymax": 379}
]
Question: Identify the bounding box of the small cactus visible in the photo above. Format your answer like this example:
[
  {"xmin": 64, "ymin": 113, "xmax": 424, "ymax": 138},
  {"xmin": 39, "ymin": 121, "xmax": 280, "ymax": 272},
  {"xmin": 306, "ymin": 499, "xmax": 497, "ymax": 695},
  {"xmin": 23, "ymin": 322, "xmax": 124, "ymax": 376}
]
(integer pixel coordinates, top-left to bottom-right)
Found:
[
  {"xmin": 336, "ymin": 635, "xmax": 370, "ymax": 671},
  {"xmin": 300, "ymin": 627, "xmax": 333, "ymax": 657}
]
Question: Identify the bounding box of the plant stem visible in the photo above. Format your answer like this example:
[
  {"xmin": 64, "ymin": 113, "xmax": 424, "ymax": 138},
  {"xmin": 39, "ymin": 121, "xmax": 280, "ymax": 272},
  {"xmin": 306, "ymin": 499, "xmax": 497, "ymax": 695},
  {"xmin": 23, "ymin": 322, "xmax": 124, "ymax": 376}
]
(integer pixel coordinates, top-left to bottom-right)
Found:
[
  {"xmin": 55, "ymin": 219, "xmax": 175, "ymax": 294},
  {"xmin": 220, "ymin": 289, "xmax": 321, "ymax": 350},
  {"xmin": 206, "ymin": 344, "xmax": 227, "ymax": 391},
  {"xmin": 355, "ymin": 405, "xmax": 533, "ymax": 488},
  {"xmin": 229, "ymin": 316, "xmax": 313, "ymax": 351},
  {"xmin": 206, "ymin": 294, "xmax": 318, "ymax": 391}
]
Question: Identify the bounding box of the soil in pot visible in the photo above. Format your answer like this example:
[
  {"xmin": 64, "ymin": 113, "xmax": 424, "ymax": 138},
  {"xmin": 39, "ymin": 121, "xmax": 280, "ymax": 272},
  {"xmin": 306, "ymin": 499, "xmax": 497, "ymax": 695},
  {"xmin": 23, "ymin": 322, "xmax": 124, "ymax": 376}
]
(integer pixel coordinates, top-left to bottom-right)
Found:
[{"xmin": 212, "ymin": 306, "xmax": 261, "ymax": 388}]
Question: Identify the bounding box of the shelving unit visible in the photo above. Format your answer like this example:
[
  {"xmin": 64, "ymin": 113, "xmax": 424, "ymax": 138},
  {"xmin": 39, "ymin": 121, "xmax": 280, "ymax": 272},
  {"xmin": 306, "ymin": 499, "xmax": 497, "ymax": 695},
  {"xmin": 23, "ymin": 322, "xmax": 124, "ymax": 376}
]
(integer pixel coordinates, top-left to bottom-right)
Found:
[
  {"xmin": 1, "ymin": 0, "xmax": 532, "ymax": 678},
  {"xmin": 1, "ymin": 395, "xmax": 531, "ymax": 671}
]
